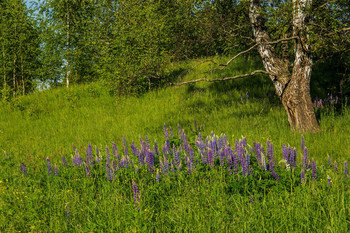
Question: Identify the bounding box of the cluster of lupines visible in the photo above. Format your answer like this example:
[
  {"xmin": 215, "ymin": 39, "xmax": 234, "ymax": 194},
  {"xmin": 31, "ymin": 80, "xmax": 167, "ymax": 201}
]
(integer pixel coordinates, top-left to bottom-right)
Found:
[
  {"xmin": 16, "ymin": 123, "xmax": 350, "ymax": 207},
  {"xmin": 313, "ymin": 94, "xmax": 339, "ymax": 108}
]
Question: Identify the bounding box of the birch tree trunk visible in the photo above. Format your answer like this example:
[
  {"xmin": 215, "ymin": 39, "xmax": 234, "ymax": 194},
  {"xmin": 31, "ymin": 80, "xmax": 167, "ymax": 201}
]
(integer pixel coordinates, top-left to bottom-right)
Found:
[
  {"xmin": 66, "ymin": 8, "xmax": 70, "ymax": 88},
  {"xmin": 249, "ymin": 0, "xmax": 320, "ymax": 132}
]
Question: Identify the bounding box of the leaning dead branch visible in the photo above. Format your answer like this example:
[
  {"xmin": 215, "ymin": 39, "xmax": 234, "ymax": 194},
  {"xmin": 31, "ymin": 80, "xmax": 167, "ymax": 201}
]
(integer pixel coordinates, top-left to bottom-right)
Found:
[{"xmin": 173, "ymin": 70, "xmax": 271, "ymax": 86}]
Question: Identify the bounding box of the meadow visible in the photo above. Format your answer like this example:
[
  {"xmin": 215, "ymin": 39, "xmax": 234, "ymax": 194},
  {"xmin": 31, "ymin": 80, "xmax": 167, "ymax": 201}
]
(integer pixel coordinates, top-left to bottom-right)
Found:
[{"xmin": 0, "ymin": 56, "xmax": 349, "ymax": 232}]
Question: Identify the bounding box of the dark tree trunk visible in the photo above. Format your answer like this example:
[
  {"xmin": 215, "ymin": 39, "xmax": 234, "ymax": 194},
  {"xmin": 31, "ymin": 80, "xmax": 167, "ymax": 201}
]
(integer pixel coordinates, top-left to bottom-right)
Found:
[{"xmin": 249, "ymin": 0, "xmax": 320, "ymax": 132}]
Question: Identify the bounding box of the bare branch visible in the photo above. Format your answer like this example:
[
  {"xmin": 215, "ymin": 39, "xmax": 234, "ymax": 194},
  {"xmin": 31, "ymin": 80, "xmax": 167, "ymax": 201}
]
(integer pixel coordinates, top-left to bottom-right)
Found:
[
  {"xmin": 205, "ymin": 36, "xmax": 298, "ymax": 73},
  {"xmin": 172, "ymin": 70, "xmax": 271, "ymax": 86}
]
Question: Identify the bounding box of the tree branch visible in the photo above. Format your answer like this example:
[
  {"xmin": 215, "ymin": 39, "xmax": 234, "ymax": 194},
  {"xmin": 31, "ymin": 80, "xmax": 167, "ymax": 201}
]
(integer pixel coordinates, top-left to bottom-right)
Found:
[{"xmin": 172, "ymin": 70, "xmax": 271, "ymax": 86}]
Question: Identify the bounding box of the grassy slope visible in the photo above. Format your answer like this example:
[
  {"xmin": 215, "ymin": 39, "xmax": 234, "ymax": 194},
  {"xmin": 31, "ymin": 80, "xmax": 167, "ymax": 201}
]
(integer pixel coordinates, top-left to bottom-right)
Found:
[{"xmin": 0, "ymin": 56, "xmax": 349, "ymax": 231}]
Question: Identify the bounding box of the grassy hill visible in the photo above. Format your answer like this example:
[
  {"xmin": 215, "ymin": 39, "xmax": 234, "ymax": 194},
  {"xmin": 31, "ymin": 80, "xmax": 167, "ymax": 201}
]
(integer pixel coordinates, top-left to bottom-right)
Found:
[{"xmin": 0, "ymin": 56, "xmax": 349, "ymax": 231}]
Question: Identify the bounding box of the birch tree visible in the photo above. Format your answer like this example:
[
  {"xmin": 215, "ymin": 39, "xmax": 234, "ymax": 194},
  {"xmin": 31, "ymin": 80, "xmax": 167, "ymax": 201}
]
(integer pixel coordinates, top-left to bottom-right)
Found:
[{"xmin": 176, "ymin": 0, "xmax": 350, "ymax": 133}]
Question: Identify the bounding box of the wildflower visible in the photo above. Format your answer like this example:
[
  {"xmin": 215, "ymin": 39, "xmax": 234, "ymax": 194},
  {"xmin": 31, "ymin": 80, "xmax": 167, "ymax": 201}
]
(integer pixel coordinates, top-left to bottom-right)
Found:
[
  {"xmin": 156, "ymin": 170, "xmax": 160, "ymax": 182},
  {"xmin": 4, "ymin": 151, "xmax": 9, "ymax": 159},
  {"xmin": 344, "ymin": 161, "xmax": 348, "ymax": 179},
  {"xmin": 164, "ymin": 123, "xmax": 169, "ymax": 139},
  {"xmin": 84, "ymin": 164, "xmax": 91, "ymax": 177},
  {"xmin": 61, "ymin": 155, "xmax": 67, "ymax": 166},
  {"xmin": 208, "ymin": 148, "xmax": 214, "ymax": 168},
  {"xmin": 300, "ymin": 169, "xmax": 305, "ymax": 184},
  {"xmin": 132, "ymin": 179, "xmax": 140, "ymax": 204},
  {"xmin": 301, "ymin": 135, "xmax": 305, "ymax": 152},
  {"xmin": 250, "ymin": 195, "xmax": 254, "ymax": 203},
  {"xmin": 311, "ymin": 158, "xmax": 317, "ymax": 181},
  {"xmin": 46, "ymin": 157, "xmax": 52, "ymax": 176},
  {"xmin": 20, "ymin": 163, "xmax": 27, "ymax": 175}
]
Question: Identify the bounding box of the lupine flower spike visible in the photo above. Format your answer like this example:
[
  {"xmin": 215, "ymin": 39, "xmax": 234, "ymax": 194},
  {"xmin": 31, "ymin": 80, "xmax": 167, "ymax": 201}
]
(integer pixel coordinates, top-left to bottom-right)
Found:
[
  {"xmin": 132, "ymin": 179, "xmax": 140, "ymax": 206},
  {"xmin": 311, "ymin": 158, "xmax": 317, "ymax": 181},
  {"xmin": 20, "ymin": 163, "xmax": 27, "ymax": 175}
]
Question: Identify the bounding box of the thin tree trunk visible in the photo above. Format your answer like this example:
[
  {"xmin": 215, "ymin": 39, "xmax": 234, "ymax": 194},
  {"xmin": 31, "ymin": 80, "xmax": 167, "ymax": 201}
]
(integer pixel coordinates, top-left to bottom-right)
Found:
[
  {"xmin": 20, "ymin": 42, "xmax": 25, "ymax": 95},
  {"xmin": 249, "ymin": 0, "xmax": 320, "ymax": 132},
  {"xmin": 13, "ymin": 55, "xmax": 16, "ymax": 96},
  {"xmin": 66, "ymin": 8, "xmax": 70, "ymax": 88},
  {"xmin": 2, "ymin": 42, "xmax": 6, "ymax": 86}
]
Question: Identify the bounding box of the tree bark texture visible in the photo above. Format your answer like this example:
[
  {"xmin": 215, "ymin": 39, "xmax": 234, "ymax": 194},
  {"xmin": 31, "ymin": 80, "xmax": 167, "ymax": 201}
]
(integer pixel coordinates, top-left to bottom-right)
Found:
[{"xmin": 249, "ymin": 0, "xmax": 320, "ymax": 132}]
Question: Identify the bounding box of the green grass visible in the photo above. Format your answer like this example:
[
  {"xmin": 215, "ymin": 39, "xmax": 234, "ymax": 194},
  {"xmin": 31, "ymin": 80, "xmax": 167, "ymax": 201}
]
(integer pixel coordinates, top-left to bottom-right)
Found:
[{"xmin": 0, "ymin": 56, "xmax": 349, "ymax": 232}]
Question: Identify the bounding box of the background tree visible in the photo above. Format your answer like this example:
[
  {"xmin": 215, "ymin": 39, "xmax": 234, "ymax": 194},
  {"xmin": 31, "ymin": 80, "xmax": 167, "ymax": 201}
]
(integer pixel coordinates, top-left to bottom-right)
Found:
[{"xmin": 0, "ymin": 0, "xmax": 40, "ymax": 98}]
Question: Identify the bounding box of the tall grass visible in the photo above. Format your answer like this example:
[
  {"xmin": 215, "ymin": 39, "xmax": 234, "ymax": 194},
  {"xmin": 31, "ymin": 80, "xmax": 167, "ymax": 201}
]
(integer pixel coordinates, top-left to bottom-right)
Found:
[{"xmin": 0, "ymin": 56, "xmax": 349, "ymax": 232}]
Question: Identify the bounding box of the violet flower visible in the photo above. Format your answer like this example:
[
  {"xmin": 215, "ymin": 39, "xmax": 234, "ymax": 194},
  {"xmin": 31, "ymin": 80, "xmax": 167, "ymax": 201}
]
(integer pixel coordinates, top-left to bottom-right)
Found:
[
  {"xmin": 132, "ymin": 179, "xmax": 140, "ymax": 204},
  {"xmin": 20, "ymin": 163, "xmax": 27, "ymax": 175},
  {"xmin": 156, "ymin": 170, "xmax": 160, "ymax": 183},
  {"xmin": 327, "ymin": 154, "xmax": 332, "ymax": 166},
  {"xmin": 311, "ymin": 158, "xmax": 317, "ymax": 181},
  {"xmin": 300, "ymin": 169, "xmax": 305, "ymax": 184},
  {"xmin": 164, "ymin": 123, "xmax": 169, "ymax": 139},
  {"xmin": 46, "ymin": 157, "xmax": 52, "ymax": 176},
  {"xmin": 84, "ymin": 164, "xmax": 91, "ymax": 177},
  {"xmin": 61, "ymin": 155, "xmax": 67, "ymax": 166}
]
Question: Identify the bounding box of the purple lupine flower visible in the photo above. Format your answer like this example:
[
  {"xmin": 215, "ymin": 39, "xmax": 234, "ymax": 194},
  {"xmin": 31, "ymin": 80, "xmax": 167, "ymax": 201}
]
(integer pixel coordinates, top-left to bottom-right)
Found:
[
  {"xmin": 106, "ymin": 145, "xmax": 111, "ymax": 165},
  {"xmin": 219, "ymin": 149, "xmax": 225, "ymax": 167},
  {"xmin": 240, "ymin": 93, "xmax": 244, "ymax": 103},
  {"xmin": 105, "ymin": 161, "xmax": 113, "ymax": 181},
  {"xmin": 144, "ymin": 135, "xmax": 150, "ymax": 149},
  {"xmin": 61, "ymin": 155, "xmax": 67, "ymax": 166},
  {"xmin": 4, "ymin": 151, "xmax": 9, "ymax": 159},
  {"xmin": 282, "ymin": 144, "xmax": 289, "ymax": 162},
  {"xmin": 300, "ymin": 169, "xmax": 305, "ymax": 184},
  {"xmin": 303, "ymin": 147, "xmax": 309, "ymax": 169},
  {"xmin": 154, "ymin": 140, "xmax": 159, "ymax": 155},
  {"xmin": 87, "ymin": 142, "xmax": 93, "ymax": 164},
  {"xmin": 72, "ymin": 150, "xmax": 83, "ymax": 166},
  {"xmin": 54, "ymin": 164, "xmax": 59, "ymax": 176},
  {"xmin": 250, "ymin": 195, "xmax": 254, "ymax": 203},
  {"xmin": 20, "ymin": 163, "xmax": 27, "ymax": 175},
  {"xmin": 84, "ymin": 164, "xmax": 91, "ymax": 177},
  {"xmin": 311, "ymin": 158, "xmax": 317, "ymax": 181},
  {"xmin": 163, "ymin": 156, "xmax": 169, "ymax": 174},
  {"xmin": 123, "ymin": 136, "xmax": 129, "ymax": 156},
  {"xmin": 246, "ymin": 92, "xmax": 249, "ymax": 101},
  {"xmin": 132, "ymin": 179, "xmax": 140, "ymax": 204},
  {"xmin": 146, "ymin": 150, "xmax": 154, "ymax": 173},
  {"xmin": 46, "ymin": 157, "xmax": 52, "ymax": 176},
  {"xmin": 156, "ymin": 170, "xmax": 160, "ymax": 182},
  {"xmin": 269, "ymin": 159, "xmax": 280, "ymax": 180},
  {"xmin": 344, "ymin": 161, "xmax": 349, "ymax": 179},
  {"xmin": 96, "ymin": 146, "xmax": 99, "ymax": 157},
  {"xmin": 327, "ymin": 154, "xmax": 332, "ymax": 166},
  {"xmin": 72, "ymin": 143, "xmax": 76, "ymax": 152},
  {"xmin": 186, "ymin": 156, "xmax": 192, "ymax": 174},
  {"xmin": 208, "ymin": 148, "xmax": 214, "ymax": 168},
  {"xmin": 164, "ymin": 123, "xmax": 169, "ymax": 139},
  {"xmin": 171, "ymin": 160, "xmax": 176, "ymax": 173},
  {"xmin": 334, "ymin": 160, "xmax": 338, "ymax": 171}
]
